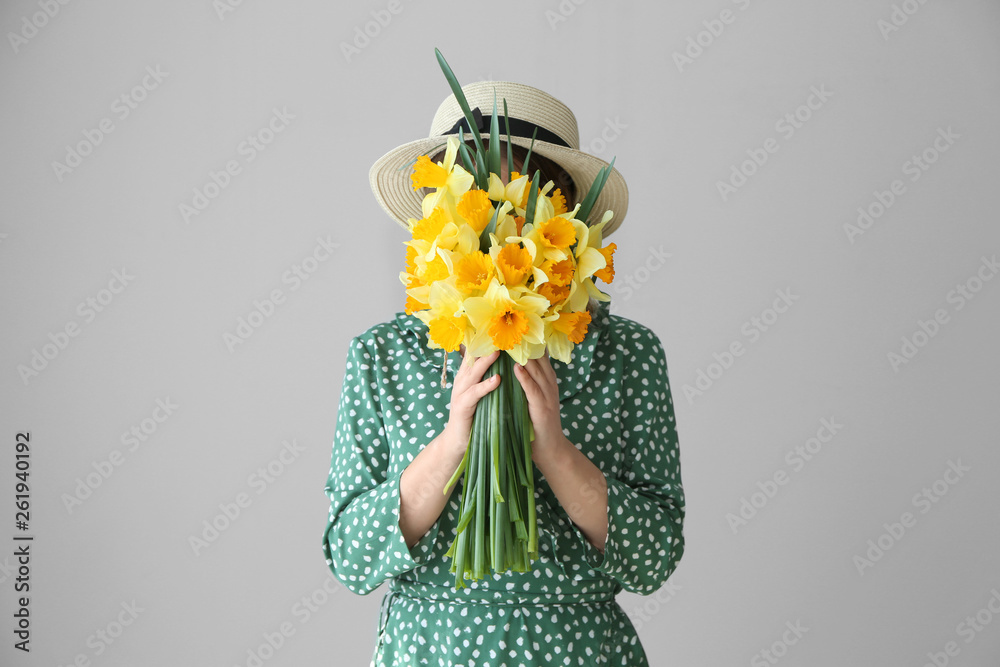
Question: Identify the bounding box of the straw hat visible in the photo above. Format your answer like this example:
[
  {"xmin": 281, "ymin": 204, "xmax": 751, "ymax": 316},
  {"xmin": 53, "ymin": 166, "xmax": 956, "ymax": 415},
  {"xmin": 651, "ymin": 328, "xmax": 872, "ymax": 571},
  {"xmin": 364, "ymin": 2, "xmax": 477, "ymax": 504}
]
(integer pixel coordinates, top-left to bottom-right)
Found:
[{"xmin": 368, "ymin": 80, "xmax": 628, "ymax": 238}]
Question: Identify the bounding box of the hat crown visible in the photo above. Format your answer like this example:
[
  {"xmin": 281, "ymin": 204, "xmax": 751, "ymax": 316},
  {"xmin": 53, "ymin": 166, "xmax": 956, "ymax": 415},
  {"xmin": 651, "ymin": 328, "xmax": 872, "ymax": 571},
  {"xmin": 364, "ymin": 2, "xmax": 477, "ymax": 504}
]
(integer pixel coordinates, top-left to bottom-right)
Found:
[{"xmin": 428, "ymin": 81, "xmax": 580, "ymax": 151}]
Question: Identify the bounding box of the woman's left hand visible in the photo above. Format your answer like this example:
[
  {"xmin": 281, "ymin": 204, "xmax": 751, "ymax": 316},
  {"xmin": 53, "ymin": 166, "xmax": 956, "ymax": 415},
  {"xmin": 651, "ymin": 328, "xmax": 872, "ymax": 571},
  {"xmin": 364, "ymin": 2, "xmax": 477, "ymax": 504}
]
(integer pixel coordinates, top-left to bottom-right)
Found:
[{"xmin": 513, "ymin": 350, "xmax": 568, "ymax": 462}]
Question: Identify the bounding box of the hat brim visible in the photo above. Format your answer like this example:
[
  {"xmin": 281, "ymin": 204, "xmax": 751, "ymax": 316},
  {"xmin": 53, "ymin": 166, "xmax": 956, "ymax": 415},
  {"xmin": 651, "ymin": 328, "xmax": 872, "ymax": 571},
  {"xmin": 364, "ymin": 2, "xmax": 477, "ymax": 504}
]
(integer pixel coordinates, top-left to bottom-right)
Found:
[{"xmin": 369, "ymin": 132, "xmax": 628, "ymax": 237}]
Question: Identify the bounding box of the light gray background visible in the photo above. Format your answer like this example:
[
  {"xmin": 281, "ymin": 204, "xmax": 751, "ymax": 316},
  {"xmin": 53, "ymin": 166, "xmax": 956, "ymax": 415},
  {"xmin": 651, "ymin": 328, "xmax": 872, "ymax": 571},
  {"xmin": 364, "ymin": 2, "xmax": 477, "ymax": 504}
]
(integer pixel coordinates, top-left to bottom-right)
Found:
[{"xmin": 2, "ymin": 1, "xmax": 999, "ymax": 665}]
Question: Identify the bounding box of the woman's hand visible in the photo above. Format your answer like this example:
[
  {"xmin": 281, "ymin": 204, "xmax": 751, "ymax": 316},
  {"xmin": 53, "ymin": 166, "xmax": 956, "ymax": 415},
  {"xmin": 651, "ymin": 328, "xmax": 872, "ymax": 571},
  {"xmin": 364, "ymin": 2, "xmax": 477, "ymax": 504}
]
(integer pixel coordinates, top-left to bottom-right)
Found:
[
  {"xmin": 513, "ymin": 350, "xmax": 569, "ymax": 463},
  {"xmin": 444, "ymin": 347, "xmax": 501, "ymax": 455}
]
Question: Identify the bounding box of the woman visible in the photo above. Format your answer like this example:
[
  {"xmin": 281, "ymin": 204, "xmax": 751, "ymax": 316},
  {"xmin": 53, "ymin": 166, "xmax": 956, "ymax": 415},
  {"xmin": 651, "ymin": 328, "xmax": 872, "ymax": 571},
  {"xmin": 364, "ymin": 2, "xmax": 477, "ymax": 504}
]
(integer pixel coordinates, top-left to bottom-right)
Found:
[{"xmin": 322, "ymin": 80, "xmax": 685, "ymax": 666}]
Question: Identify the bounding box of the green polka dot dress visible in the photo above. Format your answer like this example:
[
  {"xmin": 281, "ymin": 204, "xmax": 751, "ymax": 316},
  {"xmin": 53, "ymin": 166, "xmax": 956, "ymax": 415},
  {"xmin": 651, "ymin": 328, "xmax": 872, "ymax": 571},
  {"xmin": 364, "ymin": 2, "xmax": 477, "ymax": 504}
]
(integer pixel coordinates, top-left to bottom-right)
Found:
[{"xmin": 322, "ymin": 298, "xmax": 685, "ymax": 666}]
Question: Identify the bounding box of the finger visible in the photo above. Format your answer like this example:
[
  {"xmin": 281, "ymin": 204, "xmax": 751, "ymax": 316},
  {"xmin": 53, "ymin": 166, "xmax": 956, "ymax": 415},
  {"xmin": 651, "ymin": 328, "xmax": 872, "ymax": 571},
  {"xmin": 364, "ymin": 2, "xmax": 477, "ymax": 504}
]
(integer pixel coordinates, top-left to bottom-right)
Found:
[
  {"xmin": 456, "ymin": 349, "xmax": 499, "ymax": 392},
  {"xmin": 471, "ymin": 349, "xmax": 501, "ymax": 378},
  {"xmin": 457, "ymin": 347, "xmax": 494, "ymax": 373},
  {"xmin": 533, "ymin": 357, "xmax": 560, "ymax": 399},
  {"xmin": 471, "ymin": 372, "xmax": 501, "ymax": 399},
  {"xmin": 538, "ymin": 351, "xmax": 558, "ymax": 384},
  {"xmin": 521, "ymin": 358, "xmax": 551, "ymax": 394},
  {"xmin": 453, "ymin": 356, "xmax": 476, "ymax": 394},
  {"xmin": 514, "ymin": 362, "xmax": 540, "ymax": 403}
]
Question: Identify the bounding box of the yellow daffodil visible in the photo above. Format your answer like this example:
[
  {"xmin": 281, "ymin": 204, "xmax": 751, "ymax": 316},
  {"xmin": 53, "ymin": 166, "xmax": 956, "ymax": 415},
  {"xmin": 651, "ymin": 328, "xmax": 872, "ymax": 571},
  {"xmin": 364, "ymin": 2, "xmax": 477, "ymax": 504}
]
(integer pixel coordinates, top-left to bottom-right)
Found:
[
  {"xmin": 410, "ymin": 155, "xmax": 448, "ymax": 189},
  {"xmin": 537, "ymin": 280, "xmax": 571, "ymax": 309},
  {"xmin": 413, "ymin": 276, "xmax": 470, "ymax": 353},
  {"xmin": 529, "ymin": 188, "xmax": 555, "ymax": 226},
  {"xmin": 549, "ymin": 188, "xmax": 567, "ymax": 215},
  {"xmin": 545, "ymin": 308, "xmax": 592, "ymax": 363},
  {"xmin": 494, "ymin": 210, "xmax": 520, "ymax": 243},
  {"xmin": 456, "ymin": 189, "xmax": 494, "ymax": 233},
  {"xmin": 486, "ymin": 171, "xmax": 559, "ymax": 220},
  {"xmin": 406, "ymin": 205, "xmax": 481, "ymax": 277},
  {"xmin": 489, "ymin": 243, "xmax": 533, "ymax": 287},
  {"xmin": 399, "ymin": 245, "xmax": 430, "ymax": 314},
  {"xmin": 454, "ymin": 251, "xmax": 495, "ymax": 293},
  {"xmin": 401, "ymin": 243, "xmax": 452, "ymax": 309},
  {"xmin": 565, "ymin": 210, "xmax": 615, "ymax": 309},
  {"xmin": 413, "ymin": 136, "xmax": 475, "ymax": 222},
  {"xmin": 593, "ymin": 242, "xmax": 617, "ymax": 283},
  {"xmin": 462, "ymin": 279, "xmax": 549, "ymax": 365},
  {"xmin": 410, "ymin": 207, "xmax": 449, "ymax": 243},
  {"xmin": 540, "ymin": 257, "xmax": 574, "ymax": 287},
  {"xmin": 521, "ymin": 215, "xmax": 577, "ymax": 264},
  {"xmin": 487, "ymin": 172, "xmax": 530, "ymax": 211}
]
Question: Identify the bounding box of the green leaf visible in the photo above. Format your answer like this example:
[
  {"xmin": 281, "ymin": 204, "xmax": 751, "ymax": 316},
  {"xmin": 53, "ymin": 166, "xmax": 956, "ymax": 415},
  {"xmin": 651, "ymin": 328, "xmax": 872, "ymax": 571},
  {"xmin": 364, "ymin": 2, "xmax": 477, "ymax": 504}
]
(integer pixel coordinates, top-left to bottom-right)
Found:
[
  {"xmin": 503, "ymin": 98, "xmax": 513, "ymax": 180},
  {"xmin": 576, "ymin": 156, "xmax": 616, "ymax": 224},
  {"xmin": 479, "ymin": 200, "xmax": 501, "ymax": 253},
  {"xmin": 474, "ymin": 392, "xmax": 487, "ymax": 580},
  {"xmin": 442, "ymin": 432, "xmax": 470, "ymax": 495},
  {"xmin": 492, "ymin": 356, "xmax": 505, "ymax": 504},
  {"xmin": 488, "ymin": 89, "xmax": 500, "ymax": 179},
  {"xmin": 435, "ymin": 48, "xmax": 486, "ymax": 164},
  {"xmin": 457, "ymin": 127, "xmax": 476, "ymax": 174},
  {"xmin": 522, "ymin": 127, "xmax": 538, "ymax": 177},
  {"xmin": 523, "ymin": 169, "xmax": 541, "ymax": 227},
  {"xmin": 575, "ymin": 166, "xmax": 606, "ymax": 224},
  {"xmin": 475, "ymin": 150, "xmax": 488, "ymax": 191}
]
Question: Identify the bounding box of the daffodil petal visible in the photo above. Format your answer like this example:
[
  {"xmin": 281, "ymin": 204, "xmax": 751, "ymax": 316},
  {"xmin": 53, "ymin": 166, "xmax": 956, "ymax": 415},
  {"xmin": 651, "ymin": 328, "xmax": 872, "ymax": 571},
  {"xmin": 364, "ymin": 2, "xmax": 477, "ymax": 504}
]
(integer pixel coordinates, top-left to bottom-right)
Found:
[
  {"xmin": 577, "ymin": 247, "xmax": 606, "ymax": 278},
  {"xmin": 488, "ymin": 173, "xmax": 505, "ymax": 200}
]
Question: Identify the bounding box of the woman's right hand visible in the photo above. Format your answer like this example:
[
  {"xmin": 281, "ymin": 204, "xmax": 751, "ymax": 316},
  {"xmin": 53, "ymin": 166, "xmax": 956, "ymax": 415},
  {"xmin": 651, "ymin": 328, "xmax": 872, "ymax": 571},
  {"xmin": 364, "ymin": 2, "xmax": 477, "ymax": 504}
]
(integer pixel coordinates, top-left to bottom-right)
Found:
[{"xmin": 444, "ymin": 347, "xmax": 501, "ymax": 455}]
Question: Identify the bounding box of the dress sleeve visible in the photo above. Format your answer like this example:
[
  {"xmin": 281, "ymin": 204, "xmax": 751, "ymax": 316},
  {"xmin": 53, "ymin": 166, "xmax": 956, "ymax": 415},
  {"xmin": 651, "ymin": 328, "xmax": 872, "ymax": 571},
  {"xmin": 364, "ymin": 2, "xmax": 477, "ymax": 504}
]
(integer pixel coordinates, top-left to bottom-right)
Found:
[
  {"xmin": 321, "ymin": 335, "xmax": 441, "ymax": 595},
  {"xmin": 563, "ymin": 327, "xmax": 686, "ymax": 595}
]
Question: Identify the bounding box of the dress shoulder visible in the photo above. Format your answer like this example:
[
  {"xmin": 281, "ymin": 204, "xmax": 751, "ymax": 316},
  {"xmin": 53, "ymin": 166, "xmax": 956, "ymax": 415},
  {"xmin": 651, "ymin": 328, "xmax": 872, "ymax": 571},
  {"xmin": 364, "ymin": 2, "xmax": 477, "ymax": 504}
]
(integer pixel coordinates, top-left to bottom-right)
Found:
[
  {"xmin": 348, "ymin": 314, "xmax": 412, "ymax": 355},
  {"xmin": 604, "ymin": 312, "xmax": 665, "ymax": 359}
]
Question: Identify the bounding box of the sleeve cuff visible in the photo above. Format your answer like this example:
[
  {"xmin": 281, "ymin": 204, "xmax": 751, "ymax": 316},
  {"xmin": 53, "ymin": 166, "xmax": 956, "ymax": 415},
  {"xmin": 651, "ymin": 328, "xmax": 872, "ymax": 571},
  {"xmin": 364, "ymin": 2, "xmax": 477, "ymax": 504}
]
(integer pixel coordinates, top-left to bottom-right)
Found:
[
  {"xmin": 566, "ymin": 474, "xmax": 636, "ymax": 575},
  {"xmin": 561, "ymin": 471, "xmax": 613, "ymax": 571},
  {"xmin": 387, "ymin": 468, "xmax": 442, "ymax": 569}
]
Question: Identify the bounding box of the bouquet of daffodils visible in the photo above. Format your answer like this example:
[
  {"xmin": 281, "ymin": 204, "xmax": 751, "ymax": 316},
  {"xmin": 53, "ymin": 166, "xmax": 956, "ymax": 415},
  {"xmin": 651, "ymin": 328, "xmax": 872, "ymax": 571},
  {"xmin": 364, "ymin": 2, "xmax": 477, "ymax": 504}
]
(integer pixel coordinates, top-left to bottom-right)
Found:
[{"xmin": 400, "ymin": 49, "xmax": 618, "ymax": 589}]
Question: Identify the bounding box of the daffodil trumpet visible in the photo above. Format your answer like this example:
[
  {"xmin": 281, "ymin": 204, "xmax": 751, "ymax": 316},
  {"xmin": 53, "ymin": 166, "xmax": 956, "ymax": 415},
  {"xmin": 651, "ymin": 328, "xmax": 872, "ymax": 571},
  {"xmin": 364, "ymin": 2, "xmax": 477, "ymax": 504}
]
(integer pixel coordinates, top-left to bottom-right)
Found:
[{"xmin": 406, "ymin": 48, "xmax": 618, "ymax": 590}]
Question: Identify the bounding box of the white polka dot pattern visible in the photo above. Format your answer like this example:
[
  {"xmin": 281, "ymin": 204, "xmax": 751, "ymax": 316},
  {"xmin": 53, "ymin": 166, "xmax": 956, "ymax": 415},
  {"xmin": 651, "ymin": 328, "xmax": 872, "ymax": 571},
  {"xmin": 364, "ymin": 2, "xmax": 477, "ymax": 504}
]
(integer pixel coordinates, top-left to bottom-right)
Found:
[{"xmin": 321, "ymin": 299, "xmax": 685, "ymax": 665}]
